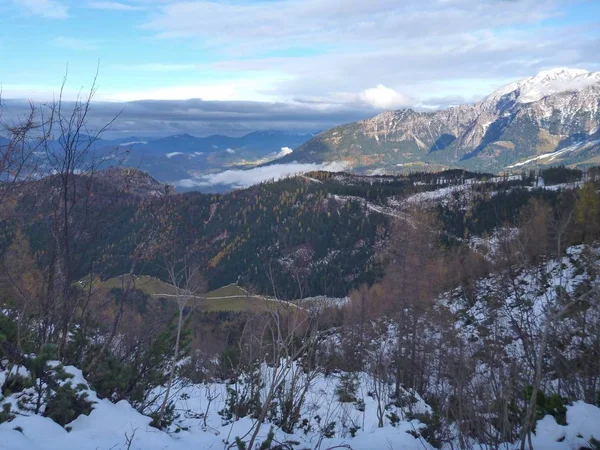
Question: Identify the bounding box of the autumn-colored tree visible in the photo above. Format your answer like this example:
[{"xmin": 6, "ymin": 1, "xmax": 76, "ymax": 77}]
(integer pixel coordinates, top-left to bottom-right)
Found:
[
  {"xmin": 379, "ymin": 208, "xmax": 446, "ymax": 394},
  {"xmin": 575, "ymin": 182, "xmax": 600, "ymax": 243},
  {"xmin": 0, "ymin": 229, "xmax": 44, "ymax": 350},
  {"xmin": 514, "ymin": 197, "xmax": 552, "ymax": 265}
]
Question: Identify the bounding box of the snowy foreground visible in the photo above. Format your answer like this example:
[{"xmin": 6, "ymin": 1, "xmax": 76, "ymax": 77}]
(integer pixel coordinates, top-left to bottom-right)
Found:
[{"xmin": 1, "ymin": 363, "xmax": 599, "ymax": 450}]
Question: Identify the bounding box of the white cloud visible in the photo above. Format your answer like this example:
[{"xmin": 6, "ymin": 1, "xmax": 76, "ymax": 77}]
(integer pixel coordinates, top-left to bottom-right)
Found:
[
  {"xmin": 15, "ymin": 0, "xmax": 68, "ymax": 18},
  {"xmin": 109, "ymin": 63, "xmax": 197, "ymax": 72},
  {"xmin": 52, "ymin": 37, "xmax": 97, "ymax": 50},
  {"xmin": 119, "ymin": 141, "xmax": 147, "ymax": 146},
  {"xmin": 358, "ymin": 85, "xmax": 414, "ymax": 109},
  {"xmin": 99, "ymin": 75, "xmax": 285, "ymax": 102},
  {"xmin": 174, "ymin": 162, "xmax": 348, "ymax": 189},
  {"xmin": 275, "ymin": 147, "xmax": 294, "ymax": 158},
  {"xmin": 166, "ymin": 152, "xmax": 184, "ymax": 158},
  {"xmin": 88, "ymin": 1, "xmax": 143, "ymax": 11},
  {"xmin": 140, "ymin": 0, "xmax": 599, "ymax": 105},
  {"xmin": 225, "ymin": 148, "xmax": 235, "ymax": 154}
]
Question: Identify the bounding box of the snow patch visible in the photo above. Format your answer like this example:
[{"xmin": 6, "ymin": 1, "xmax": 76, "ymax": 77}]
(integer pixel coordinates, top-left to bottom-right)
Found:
[
  {"xmin": 118, "ymin": 141, "xmax": 147, "ymax": 146},
  {"xmin": 506, "ymin": 140, "xmax": 600, "ymax": 168}
]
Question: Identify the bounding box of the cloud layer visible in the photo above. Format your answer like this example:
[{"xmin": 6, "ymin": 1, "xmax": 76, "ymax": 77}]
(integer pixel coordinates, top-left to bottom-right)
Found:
[
  {"xmin": 142, "ymin": 0, "xmax": 600, "ymax": 104},
  {"xmin": 0, "ymin": 98, "xmax": 379, "ymax": 138},
  {"xmin": 175, "ymin": 162, "xmax": 348, "ymax": 190},
  {"xmin": 15, "ymin": 0, "xmax": 68, "ymax": 18}
]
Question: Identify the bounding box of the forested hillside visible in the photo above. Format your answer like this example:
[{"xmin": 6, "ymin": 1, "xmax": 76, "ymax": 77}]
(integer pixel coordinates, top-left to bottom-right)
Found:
[{"xmin": 6, "ymin": 165, "xmax": 593, "ymax": 299}]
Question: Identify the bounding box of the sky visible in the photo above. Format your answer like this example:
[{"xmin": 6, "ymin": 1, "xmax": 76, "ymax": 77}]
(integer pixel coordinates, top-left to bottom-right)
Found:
[{"xmin": 1, "ymin": 0, "xmax": 599, "ymax": 137}]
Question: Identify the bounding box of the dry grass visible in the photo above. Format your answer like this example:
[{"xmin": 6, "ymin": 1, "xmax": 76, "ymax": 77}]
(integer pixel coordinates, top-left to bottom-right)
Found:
[{"xmin": 101, "ymin": 276, "xmax": 272, "ymax": 312}]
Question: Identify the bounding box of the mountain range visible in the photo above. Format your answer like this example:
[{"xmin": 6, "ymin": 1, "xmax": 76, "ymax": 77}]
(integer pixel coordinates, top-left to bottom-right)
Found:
[
  {"xmin": 3, "ymin": 68, "xmax": 599, "ymax": 191},
  {"xmin": 277, "ymin": 68, "xmax": 600, "ymax": 173},
  {"xmin": 0, "ymin": 130, "xmax": 315, "ymax": 188}
]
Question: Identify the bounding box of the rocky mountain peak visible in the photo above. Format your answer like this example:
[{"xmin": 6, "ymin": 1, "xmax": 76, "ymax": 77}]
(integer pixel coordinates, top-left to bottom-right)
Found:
[
  {"xmin": 287, "ymin": 68, "xmax": 600, "ymax": 172},
  {"xmin": 482, "ymin": 68, "xmax": 600, "ymax": 111}
]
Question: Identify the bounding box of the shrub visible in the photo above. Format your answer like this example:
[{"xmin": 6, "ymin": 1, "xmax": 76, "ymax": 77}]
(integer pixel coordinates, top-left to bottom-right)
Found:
[
  {"xmin": 335, "ymin": 373, "xmax": 359, "ymax": 403},
  {"xmin": 406, "ymin": 412, "xmax": 445, "ymax": 449},
  {"xmin": 218, "ymin": 368, "xmax": 263, "ymax": 424},
  {"xmin": 44, "ymin": 382, "xmax": 94, "ymax": 427},
  {"xmin": 0, "ymin": 403, "xmax": 15, "ymax": 424},
  {"xmin": 588, "ymin": 436, "xmax": 600, "ymax": 450},
  {"xmin": 524, "ymin": 387, "xmax": 567, "ymax": 426},
  {"xmin": 149, "ymin": 401, "xmax": 178, "ymax": 429},
  {"xmin": 13, "ymin": 345, "xmax": 95, "ymax": 427}
]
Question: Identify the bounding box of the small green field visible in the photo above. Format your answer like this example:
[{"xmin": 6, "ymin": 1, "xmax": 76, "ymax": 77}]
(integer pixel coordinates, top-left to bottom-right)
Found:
[
  {"xmin": 202, "ymin": 284, "xmax": 265, "ymax": 312},
  {"xmin": 102, "ymin": 275, "xmax": 177, "ymax": 296},
  {"xmin": 101, "ymin": 276, "xmax": 272, "ymax": 312}
]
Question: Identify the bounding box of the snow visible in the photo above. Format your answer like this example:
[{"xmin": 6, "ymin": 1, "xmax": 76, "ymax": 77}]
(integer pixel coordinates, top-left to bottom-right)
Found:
[
  {"xmin": 295, "ymin": 295, "xmax": 349, "ymax": 309},
  {"xmin": 468, "ymin": 227, "xmax": 519, "ymax": 261},
  {"xmin": 277, "ymin": 147, "xmax": 293, "ymax": 157},
  {"xmin": 506, "ymin": 140, "xmax": 600, "ymax": 168},
  {"xmin": 119, "ymin": 141, "xmax": 148, "ymax": 146},
  {"xmin": 0, "ymin": 364, "xmax": 435, "ymax": 450},
  {"xmin": 2, "ymin": 244, "xmax": 600, "ymax": 450},
  {"xmin": 525, "ymin": 402, "xmax": 600, "ymax": 450},
  {"xmin": 403, "ymin": 183, "xmax": 472, "ymax": 204},
  {"xmin": 484, "ymin": 68, "xmax": 600, "ymax": 107},
  {"xmin": 439, "ymin": 244, "xmax": 599, "ymax": 374}
]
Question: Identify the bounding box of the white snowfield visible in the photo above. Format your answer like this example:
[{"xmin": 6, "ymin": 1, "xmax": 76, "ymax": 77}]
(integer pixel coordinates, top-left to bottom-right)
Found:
[
  {"xmin": 400, "ymin": 175, "xmax": 586, "ymax": 208},
  {"xmin": 506, "ymin": 140, "xmax": 600, "ymax": 168},
  {"xmin": 2, "ymin": 351, "xmax": 600, "ymax": 449},
  {"xmin": 1, "ymin": 364, "xmax": 435, "ymax": 450},
  {"xmin": 483, "ymin": 68, "xmax": 600, "ymax": 107}
]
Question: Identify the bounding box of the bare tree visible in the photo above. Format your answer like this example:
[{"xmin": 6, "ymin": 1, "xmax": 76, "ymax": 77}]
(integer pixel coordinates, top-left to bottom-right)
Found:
[
  {"xmin": 0, "ymin": 69, "xmax": 123, "ymax": 357},
  {"xmin": 234, "ymin": 303, "xmax": 321, "ymax": 450},
  {"xmin": 156, "ymin": 258, "xmax": 206, "ymax": 427},
  {"xmin": 37, "ymin": 68, "xmax": 122, "ymax": 355},
  {"xmin": 0, "ymin": 97, "xmax": 45, "ymax": 212}
]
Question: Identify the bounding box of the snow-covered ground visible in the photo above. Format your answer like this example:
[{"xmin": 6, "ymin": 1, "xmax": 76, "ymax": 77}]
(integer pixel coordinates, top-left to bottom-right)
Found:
[
  {"xmin": 467, "ymin": 227, "xmax": 519, "ymax": 261},
  {"xmin": 1, "ymin": 364, "xmax": 434, "ymax": 450},
  {"xmin": 507, "ymin": 140, "xmax": 600, "ymax": 168},
  {"xmin": 295, "ymin": 295, "xmax": 350, "ymax": 309},
  {"xmin": 2, "ymin": 361, "xmax": 599, "ymax": 450}
]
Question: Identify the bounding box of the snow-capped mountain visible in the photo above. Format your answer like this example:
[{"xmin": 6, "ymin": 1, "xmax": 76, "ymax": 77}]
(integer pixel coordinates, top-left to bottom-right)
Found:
[
  {"xmin": 482, "ymin": 67, "xmax": 600, "ymax": 108},
  {"xmin": 281, "ymin": 68, "xmax": 600, "ymax": 172}
]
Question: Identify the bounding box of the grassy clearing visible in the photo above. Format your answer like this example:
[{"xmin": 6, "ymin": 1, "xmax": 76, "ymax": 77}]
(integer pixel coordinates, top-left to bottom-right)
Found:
[
  {"xmin": 101, "ymin": 276, "xmax": 272, "ymax": 312},
  {"xmin": 102, "ymin": 275, "xmax": 177, "ymax": 296},
  {"xmin": 202, "ymin": 284, "xmax": 265, "ymax": 312}
]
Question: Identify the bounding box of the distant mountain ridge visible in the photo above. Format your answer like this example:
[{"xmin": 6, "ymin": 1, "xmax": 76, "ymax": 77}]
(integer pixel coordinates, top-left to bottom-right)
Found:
[
  {"xmin": 112, "ymin": 130, "xmax": 315, "ymax": 183},
  {"xmin": 83, "ymin": 130, "xmax": 314, "ymax": 156},
  {"xmin": 279, "ymin": 68, "xmax": 600, "ymax": 172},
  {"xmin": 0, "ymin": 130, "xmax": 315, "ymax": 187}
]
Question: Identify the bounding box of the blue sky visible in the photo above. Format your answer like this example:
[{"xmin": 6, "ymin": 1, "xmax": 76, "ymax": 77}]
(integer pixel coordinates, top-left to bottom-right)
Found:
[{"xmin": 0, "ymin": 0, "xmax": 599, "ymax": 136}]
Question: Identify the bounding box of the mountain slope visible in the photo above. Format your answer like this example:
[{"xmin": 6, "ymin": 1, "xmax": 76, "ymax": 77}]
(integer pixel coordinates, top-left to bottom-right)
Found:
[
  {"xmin": 10, "ymin": 165, "xmax": 590, "ymax": 300},
  {"xmin": 281, "ymin": 68, "xmax": 600, "ymax": 172}
]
